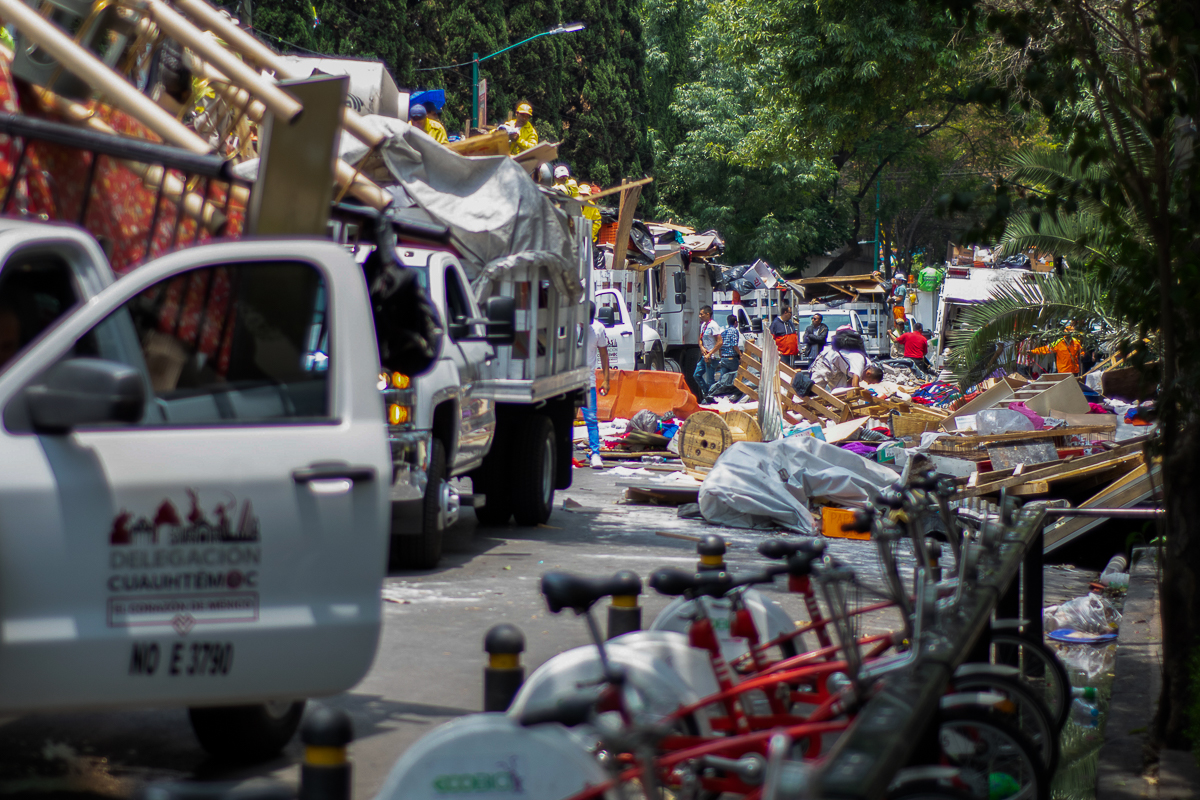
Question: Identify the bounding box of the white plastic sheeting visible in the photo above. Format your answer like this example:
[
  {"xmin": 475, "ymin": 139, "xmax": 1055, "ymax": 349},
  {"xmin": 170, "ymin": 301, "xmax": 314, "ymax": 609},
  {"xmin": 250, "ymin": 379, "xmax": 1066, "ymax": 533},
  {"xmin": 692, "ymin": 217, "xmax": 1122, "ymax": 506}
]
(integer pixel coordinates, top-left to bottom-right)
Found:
[
  {"xmin": 697, "ymin": 436, "xmax": 896, "ymax": 534},
  {"xmin": 339, "ymin": 115, "xmax": 579, "ymax": 285}
]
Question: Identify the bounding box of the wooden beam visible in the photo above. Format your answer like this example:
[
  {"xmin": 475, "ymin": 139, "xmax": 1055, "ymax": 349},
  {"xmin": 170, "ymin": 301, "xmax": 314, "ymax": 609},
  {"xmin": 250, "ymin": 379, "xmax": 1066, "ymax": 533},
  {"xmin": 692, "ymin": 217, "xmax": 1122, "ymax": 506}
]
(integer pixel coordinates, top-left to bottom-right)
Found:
[
  {"xmin": 1044, "ymin": 463, "xmax": 1162, "ymax": 552},
  {"xmin": 610, "ymin": 180, "xmax": 644, "ymax": 270},
  {"xmin": 587, "ymin": 176, "xmax": 655, "ymax": 201},
  {"xmin": 956, "ymin": 440, "xmax": 1148, "ymax": 499}
]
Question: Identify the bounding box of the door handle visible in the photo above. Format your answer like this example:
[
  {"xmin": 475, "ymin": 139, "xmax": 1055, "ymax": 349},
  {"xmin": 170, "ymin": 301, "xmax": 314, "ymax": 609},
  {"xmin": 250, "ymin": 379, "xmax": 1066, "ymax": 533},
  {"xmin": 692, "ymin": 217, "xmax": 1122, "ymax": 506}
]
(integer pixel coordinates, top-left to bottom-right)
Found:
[
  {"xmin": 292, "ymin": 462, "xmax": 376, "ymax": 484},
  {"xmin": 619, "ymin": 331, "xmax": 633, "ymax": 337}
]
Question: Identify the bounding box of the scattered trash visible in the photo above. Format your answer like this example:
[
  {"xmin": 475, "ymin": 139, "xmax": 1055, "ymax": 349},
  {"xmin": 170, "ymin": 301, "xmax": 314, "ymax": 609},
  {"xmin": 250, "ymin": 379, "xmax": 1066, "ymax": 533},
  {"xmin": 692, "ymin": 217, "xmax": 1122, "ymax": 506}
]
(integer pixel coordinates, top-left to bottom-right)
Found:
[
  {"xmin": 1044, "ymin": 594, "xmax": 1122, "ymax": 635},
  {"xmin": 1069, "ymin": 697, "xmax": 1101, "ymax": 728},
  {"xmin": 1048, "ymin": 628, "xmax": 1118, "ymax": 644},
  {"xmin": 1051, "ymin": 642, "xmax": 1118, "ymax": 683}
]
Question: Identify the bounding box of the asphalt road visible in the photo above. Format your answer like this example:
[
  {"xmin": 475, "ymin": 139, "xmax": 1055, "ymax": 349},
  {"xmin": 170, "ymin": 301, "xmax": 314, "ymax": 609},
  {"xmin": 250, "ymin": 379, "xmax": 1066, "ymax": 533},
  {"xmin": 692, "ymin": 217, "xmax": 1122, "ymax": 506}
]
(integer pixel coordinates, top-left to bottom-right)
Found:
[{"xmin": 0, "ymin": 466, "xmax": 1096, "ymax": 799}]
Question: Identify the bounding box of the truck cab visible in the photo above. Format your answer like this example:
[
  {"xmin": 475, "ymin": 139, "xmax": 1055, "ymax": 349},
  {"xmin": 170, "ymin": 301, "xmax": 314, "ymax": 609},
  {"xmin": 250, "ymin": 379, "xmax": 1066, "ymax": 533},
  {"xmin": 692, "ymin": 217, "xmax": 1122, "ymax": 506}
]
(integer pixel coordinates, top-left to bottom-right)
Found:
[
  {"xmin": 0, "ymin": 222, "xmax": 389, "ymax": 760},
  {"xmin": 593, "ymin": 274, "xmax": 664, "ymax": 371},
  {"xmin": 381, "ymin": 244, "xmax": 498, "ymax": 566}
]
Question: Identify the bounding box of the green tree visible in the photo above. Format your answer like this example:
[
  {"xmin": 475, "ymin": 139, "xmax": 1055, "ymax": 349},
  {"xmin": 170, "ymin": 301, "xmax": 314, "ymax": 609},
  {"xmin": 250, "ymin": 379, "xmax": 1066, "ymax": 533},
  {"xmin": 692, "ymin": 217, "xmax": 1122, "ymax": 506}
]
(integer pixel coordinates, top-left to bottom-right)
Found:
[{"xmin": 947, "ymin": 0, "xmax": 1200, "ymax": 750}]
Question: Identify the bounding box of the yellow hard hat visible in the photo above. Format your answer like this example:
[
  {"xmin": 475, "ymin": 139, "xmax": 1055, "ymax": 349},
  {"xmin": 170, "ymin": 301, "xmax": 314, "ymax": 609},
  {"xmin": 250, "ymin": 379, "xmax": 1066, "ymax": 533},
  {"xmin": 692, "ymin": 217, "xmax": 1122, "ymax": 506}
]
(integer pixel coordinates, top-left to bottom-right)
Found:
[{"xmin": 517, "ymin": 102, "xmax": 533, "ymax": 116}]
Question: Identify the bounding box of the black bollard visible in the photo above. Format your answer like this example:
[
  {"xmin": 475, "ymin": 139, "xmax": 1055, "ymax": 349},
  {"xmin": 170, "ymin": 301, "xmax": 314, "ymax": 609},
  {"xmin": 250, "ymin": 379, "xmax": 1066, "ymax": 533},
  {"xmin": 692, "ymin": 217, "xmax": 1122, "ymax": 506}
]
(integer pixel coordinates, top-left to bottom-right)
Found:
[
  {"xmin": 298, "ymin": 706, "xmax": 353, "ymax": 800},
  {"xmin": 483, "ymin": 623, "xmax": 525, "ymax": 712},
  {"xmin": 697, "ymin": 534, "xmax": 726, "ymax": 572},
  {"xmin": 606, "ymin": 569, "xmax": 643, "ymax": 640}
]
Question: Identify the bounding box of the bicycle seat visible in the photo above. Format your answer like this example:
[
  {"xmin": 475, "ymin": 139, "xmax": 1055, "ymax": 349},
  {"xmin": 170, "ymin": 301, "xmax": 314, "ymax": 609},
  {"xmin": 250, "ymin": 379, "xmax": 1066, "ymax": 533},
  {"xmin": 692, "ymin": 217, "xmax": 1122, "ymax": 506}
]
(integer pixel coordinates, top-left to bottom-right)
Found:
[
  {"xmin": 540, "ymin": 570, "xmax": 642, "ymax": 614},
  {"xmin": 757, "ymin": 538, "xmax": 826, "ymax": 560},
  {"xmin": 516, "ymin": 692, "xmax": 597, "ymax": 728},
  {"xmin": 649, "ymin": 567, "xmax": 732, "ymax": 598}
]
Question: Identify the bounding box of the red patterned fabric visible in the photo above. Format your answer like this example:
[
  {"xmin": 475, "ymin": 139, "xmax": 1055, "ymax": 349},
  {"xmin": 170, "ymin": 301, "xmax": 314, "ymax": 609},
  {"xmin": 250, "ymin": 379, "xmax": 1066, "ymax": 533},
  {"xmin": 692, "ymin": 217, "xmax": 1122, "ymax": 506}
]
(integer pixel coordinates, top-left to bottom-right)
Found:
[{"xmin": 0, "ymin": 52, "xmax": 246, "ymax": 274}]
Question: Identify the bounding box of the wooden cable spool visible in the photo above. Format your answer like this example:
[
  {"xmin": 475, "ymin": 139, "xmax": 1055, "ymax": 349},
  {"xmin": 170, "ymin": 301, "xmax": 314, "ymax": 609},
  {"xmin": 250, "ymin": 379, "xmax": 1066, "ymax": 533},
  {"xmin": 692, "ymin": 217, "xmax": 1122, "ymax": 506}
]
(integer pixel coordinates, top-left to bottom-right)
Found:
[
  {"xmin": 678, "ymin": 410, "xmax": 733, "ymax": 472},
  {"xmin": 721, "ymin": 410, "xmax": 762, "ymax": 443}
]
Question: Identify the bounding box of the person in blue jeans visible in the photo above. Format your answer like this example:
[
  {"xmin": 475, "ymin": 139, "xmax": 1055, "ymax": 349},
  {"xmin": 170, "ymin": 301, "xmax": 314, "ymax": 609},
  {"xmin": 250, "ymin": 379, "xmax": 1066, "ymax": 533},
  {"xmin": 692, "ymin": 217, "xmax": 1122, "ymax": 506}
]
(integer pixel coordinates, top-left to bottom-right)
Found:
[
  {"xmin": 716, "ymin": 314, "xmax": 742, "ymax": 380},
  {"xmin": 582, "ymin": 303, "xmax": 611, "ymax": 468},
  {"xmin": 693, "ymin": 305, "xmax": 721, "ymax": 397}
]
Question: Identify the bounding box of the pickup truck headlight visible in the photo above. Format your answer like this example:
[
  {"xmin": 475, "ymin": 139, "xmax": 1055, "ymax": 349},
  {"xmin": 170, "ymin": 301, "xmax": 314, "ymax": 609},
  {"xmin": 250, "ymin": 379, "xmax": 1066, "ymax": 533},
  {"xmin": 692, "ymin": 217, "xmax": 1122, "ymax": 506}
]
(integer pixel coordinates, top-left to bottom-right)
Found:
[
  {"xmin": 378, "ymin": 371, "xmax": 413, "ymax": 390},
  {"xmin": 388, "ymin": 403, "xmax": 412, "ymax": 425}
]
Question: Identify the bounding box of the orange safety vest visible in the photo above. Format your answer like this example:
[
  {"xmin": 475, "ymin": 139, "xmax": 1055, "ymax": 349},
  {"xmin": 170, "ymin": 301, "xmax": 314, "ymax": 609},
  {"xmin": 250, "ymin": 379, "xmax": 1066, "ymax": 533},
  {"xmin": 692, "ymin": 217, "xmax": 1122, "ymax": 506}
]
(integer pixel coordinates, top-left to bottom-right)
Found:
[{"xmin": 772, "ymin": 318, "xmax": 799, "ymax": 355}]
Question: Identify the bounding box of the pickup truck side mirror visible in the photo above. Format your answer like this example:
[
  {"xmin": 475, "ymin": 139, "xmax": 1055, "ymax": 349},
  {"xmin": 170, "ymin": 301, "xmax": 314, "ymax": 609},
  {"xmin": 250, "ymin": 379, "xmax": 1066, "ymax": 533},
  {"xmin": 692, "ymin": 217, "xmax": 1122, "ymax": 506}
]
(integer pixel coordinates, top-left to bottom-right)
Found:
[
  {"xmin": 597, "ymin": 306, "xmax": 616, "ymax": 327},
  {"xmin": 483, "ymin": 296, "xmax": 516, "ymax": 345},
  {"xmin": 673, "ymin": 272, "xmax": 687, "ymax": 294},
  {"xmin": 752, "ymin": 318, "xmax": 764, "ymax": 333},
  {"xmin": 25, "ymin": 358, "xmax": 145, "ymax": 432},
  {"xmin": 868, "ymin": 322, "xmax": 879, "ymax": 336}
]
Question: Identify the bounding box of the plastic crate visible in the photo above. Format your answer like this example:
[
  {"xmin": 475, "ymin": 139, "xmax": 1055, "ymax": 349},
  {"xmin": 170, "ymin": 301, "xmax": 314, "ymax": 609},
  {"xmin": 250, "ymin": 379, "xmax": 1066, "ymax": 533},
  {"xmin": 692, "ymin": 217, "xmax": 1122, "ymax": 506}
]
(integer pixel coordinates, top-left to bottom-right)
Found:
[{"xmin": 597, "ymin": 221, "xmax": 618, "ymax": 246}]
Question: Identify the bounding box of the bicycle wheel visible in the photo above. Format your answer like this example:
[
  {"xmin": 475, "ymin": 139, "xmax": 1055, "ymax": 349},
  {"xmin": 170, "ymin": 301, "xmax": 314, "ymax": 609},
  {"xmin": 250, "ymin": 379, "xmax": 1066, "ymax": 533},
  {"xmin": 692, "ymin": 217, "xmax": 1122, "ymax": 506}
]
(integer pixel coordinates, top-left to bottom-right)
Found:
[
  {"xmin": 936, "ymin": 706, "xmax": 1050, "ymax": 800},
  {"xmin": 987, "ymin": 632, "xmax": 1071, "ymax": 732},
  {"xmin": 950, "ymin": 666, "xmax": 1059, "ymax": 776}
]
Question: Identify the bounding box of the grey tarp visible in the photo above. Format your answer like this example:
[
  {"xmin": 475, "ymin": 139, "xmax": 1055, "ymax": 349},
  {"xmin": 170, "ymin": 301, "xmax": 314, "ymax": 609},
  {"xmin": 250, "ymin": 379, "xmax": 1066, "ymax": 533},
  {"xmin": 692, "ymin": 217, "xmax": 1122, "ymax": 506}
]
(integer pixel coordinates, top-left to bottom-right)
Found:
[
  {"xmin": 340, "ymin": 116, "xmax": 579, "ymax": 286},
  {"xmin": 697, "ymin": 436, "xmax": 896, "ymax": 534}
]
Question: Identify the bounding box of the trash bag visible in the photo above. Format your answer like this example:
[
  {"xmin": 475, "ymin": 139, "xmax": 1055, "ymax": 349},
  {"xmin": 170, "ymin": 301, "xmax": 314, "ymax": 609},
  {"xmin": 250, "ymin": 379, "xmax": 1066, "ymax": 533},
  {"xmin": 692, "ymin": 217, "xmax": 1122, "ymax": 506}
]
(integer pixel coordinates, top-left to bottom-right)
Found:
[
  {"xmin": 630, "ymin": 409, "xmax": 662, "ymax": 433},
  {"xmin": 1051, "ymin": 642, "xmax": 1117, "ymax": 684},
  {"xmin": 1043, "ymin": 594, "xmax": 1122, "ymax": 635},
  {"xmin": 832, "ymin": 328, "xmax": 866, "ymax": 353}
]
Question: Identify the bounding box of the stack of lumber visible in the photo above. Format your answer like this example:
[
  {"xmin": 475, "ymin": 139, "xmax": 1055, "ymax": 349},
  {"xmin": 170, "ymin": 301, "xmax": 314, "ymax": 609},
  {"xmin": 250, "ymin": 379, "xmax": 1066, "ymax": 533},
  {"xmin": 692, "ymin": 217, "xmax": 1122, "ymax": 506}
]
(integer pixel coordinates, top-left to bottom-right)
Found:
[{"xmin": 734, "ymin": 341, "xmax": 944, "ymax": 428}]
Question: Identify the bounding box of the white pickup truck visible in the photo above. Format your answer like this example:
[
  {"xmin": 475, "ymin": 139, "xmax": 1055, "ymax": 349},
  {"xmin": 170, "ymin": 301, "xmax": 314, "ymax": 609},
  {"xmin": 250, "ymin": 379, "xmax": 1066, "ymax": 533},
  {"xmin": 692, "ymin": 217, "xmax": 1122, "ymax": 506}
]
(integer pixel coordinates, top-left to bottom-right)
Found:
[
  {"xmin": 377, "ymin": 205, "xmax": 592, "ymax": 570},
  {"xmin": 0, "ymin": 220, "xmax": 389, "ymax": 759}
]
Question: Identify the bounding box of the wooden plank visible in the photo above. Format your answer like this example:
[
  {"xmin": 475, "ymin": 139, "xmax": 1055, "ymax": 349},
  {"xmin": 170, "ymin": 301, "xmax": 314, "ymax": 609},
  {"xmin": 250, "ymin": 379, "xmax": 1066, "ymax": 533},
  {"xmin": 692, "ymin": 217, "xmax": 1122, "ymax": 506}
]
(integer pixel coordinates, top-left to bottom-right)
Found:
[
  {"xmin": 780, "ymin": 393, "xmax": 818, "ymax": 423},
  {"xmin": 955, "ymin": 439, "xmax": 1148, "ymax": 499},
  {"xmin": 734, "ymin": 378, "xmax": 759, "ymax": 401},
  {"xmin": 586, "ymin": 176, "xmax": 655, "ymax": 202},
  {"xmin": 945, "ymin": 426, "xmax": 1116, "ymax": 447},
  {"xmin": 1044, "ymin": 463, "xmax": 1161, "ymax": 552},
  {"xmin": 610, "ymin": 181, "xmax": 644, "ymax": 271}
]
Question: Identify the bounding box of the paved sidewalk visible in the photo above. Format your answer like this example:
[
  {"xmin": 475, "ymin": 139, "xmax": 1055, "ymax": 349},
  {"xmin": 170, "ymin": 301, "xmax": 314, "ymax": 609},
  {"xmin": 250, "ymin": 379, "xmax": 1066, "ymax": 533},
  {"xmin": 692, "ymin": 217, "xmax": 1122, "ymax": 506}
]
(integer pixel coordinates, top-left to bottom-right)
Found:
[{"xmin": 1097, "ymin": 547, "xmax": 1199, "ymax": 800}]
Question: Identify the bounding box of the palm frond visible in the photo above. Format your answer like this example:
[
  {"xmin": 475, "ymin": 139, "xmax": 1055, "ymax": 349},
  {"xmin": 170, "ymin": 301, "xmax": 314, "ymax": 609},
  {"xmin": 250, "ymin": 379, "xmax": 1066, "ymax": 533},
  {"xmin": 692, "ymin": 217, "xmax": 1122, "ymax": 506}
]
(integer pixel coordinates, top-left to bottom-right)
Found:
[{"xmin": 944, "ymin": 272, "xmax": 1134, "ymax": 386}]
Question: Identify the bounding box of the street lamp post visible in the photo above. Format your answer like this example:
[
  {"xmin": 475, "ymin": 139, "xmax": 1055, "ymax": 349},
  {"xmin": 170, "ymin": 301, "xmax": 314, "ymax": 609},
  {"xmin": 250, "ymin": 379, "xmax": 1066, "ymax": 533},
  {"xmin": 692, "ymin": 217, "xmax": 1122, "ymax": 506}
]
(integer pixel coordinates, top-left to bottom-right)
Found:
[{"xmin": 471, "ymin": 22, "xmax": 585, "ymax": 128}]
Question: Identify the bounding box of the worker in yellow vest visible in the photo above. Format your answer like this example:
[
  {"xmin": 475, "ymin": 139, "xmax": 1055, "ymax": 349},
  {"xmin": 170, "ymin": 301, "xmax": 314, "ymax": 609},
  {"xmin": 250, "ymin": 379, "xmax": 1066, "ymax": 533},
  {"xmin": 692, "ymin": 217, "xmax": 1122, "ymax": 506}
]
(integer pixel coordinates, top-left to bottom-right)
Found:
[
  {"xmin": 504, "ymin": 102, "xmax": 538, "ymax": 155},
  {"xmin": 422, "ymin": 101, "xmax": 450, "ymax": 144},
  {"xmin": 578, "ymin": 183, "xmax": 602, "ymax": 242},
  {"xmin": 409, "ymin": 104, "xmax": 447, "ymax": 144},
  {"xmin": 553, "ymin": 165, "xmax": 578, "ymax": 197}
]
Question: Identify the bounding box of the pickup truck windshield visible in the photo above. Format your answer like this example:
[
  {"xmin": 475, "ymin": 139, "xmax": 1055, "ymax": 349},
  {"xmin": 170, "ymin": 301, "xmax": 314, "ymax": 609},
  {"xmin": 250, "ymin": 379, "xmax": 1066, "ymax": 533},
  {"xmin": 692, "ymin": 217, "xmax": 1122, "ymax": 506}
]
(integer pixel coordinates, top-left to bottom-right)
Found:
[{"xmin": 797, "ymin": 312, "xmax": 853, "ymax": 331}]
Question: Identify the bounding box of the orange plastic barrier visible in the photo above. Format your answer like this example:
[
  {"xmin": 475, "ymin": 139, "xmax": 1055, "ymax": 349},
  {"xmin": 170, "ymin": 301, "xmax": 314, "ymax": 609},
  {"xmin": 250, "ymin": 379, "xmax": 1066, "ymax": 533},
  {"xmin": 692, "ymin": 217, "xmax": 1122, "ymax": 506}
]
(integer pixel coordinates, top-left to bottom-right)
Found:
[{"xmin": 591, "ymin": 369, "xmax": 700, "ymax": 422}]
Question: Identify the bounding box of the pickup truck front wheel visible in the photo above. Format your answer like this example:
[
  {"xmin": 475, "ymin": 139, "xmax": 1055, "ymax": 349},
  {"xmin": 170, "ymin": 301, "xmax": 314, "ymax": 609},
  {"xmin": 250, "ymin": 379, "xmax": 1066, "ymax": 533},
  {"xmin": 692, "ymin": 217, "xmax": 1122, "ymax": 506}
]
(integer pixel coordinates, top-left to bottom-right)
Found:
[
  {"xmin": 189, "ymin": 699, "xmax": 305, "ymax": 761},
  {"xmin": 393, "ymin": 438, "xmax": 448, "ymax": 569},
  {"xmin": 512, "ymin": 414, "xmax": 556, "ymax": 525}
]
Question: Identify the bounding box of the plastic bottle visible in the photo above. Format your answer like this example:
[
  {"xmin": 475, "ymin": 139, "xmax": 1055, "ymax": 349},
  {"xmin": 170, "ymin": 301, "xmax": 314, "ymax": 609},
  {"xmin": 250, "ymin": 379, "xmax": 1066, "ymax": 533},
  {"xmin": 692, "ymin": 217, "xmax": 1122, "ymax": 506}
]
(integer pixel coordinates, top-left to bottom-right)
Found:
[
  {"xmin": 1070, "ymin": 697, "xmax": 1100, "ymax": 728},
  {"xmin": 988, "ymin": 772, "xmax": 1021, "ymax": 800},
  {"xmin": 1071, "ymin": 686, "xmax": 1098, "ymax": 702},
  {"xmin": 1101, "ymin": 572, "xmax": 1130, "ymax": 589}
]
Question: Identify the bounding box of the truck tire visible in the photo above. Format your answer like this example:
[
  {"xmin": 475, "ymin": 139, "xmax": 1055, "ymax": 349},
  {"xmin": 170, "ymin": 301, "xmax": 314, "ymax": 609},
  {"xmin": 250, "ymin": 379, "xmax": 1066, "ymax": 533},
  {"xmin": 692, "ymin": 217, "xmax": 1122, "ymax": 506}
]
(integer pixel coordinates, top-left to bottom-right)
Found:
[
  {"xmin": 512, "ymin": 414, "xmax": 556, "ymax": 526},
  {"xmin": 392, "ymin": 439, "xmax": 446, "ymax": 569},
  {"xmin": 647, "ymin": 344, "xmax": 666, "ymax": 371},
  {"xmin": 189, "ymin": 699, "xmax": 305, "ymax": 762},
  {"xmin": 663, "ymin": 357, "xmax": 682, "ymax": 373},
  {"xmin": 473, "ymin": 465, "xmax": 513, "ymax": 525}
]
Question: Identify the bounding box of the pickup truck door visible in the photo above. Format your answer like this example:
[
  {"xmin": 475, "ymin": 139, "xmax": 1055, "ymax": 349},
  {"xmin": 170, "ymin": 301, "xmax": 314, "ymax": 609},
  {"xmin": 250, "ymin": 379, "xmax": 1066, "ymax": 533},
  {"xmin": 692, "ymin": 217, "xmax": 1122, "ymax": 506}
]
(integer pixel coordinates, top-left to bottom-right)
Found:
[
  {"xmin": 595, "ymin": 289, "xmax": 631, "ymax": 370},
  {"xmin": 0, "ymin": 240, "xmax": 389, "ymax": 713},
  {"xmin": 441, "ymin": 261, "xmax": 493, "ymax": 471}
]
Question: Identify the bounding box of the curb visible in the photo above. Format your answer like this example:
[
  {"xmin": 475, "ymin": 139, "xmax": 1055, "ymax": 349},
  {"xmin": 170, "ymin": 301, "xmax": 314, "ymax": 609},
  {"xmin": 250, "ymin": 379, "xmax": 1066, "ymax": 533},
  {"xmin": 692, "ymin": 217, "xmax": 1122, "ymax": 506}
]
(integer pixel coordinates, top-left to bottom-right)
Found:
[{"xmin": 1095, "ymin": 547, "xmax": 1199, "ymax": 799}]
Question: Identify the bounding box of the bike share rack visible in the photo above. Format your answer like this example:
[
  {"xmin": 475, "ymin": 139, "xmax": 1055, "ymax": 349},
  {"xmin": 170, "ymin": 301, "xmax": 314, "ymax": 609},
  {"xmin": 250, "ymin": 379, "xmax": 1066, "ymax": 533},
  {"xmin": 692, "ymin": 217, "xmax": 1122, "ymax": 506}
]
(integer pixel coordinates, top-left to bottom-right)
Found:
[{"xmin": 811, "ymin": 505, "xmax": 1047, "ymax": 799}]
